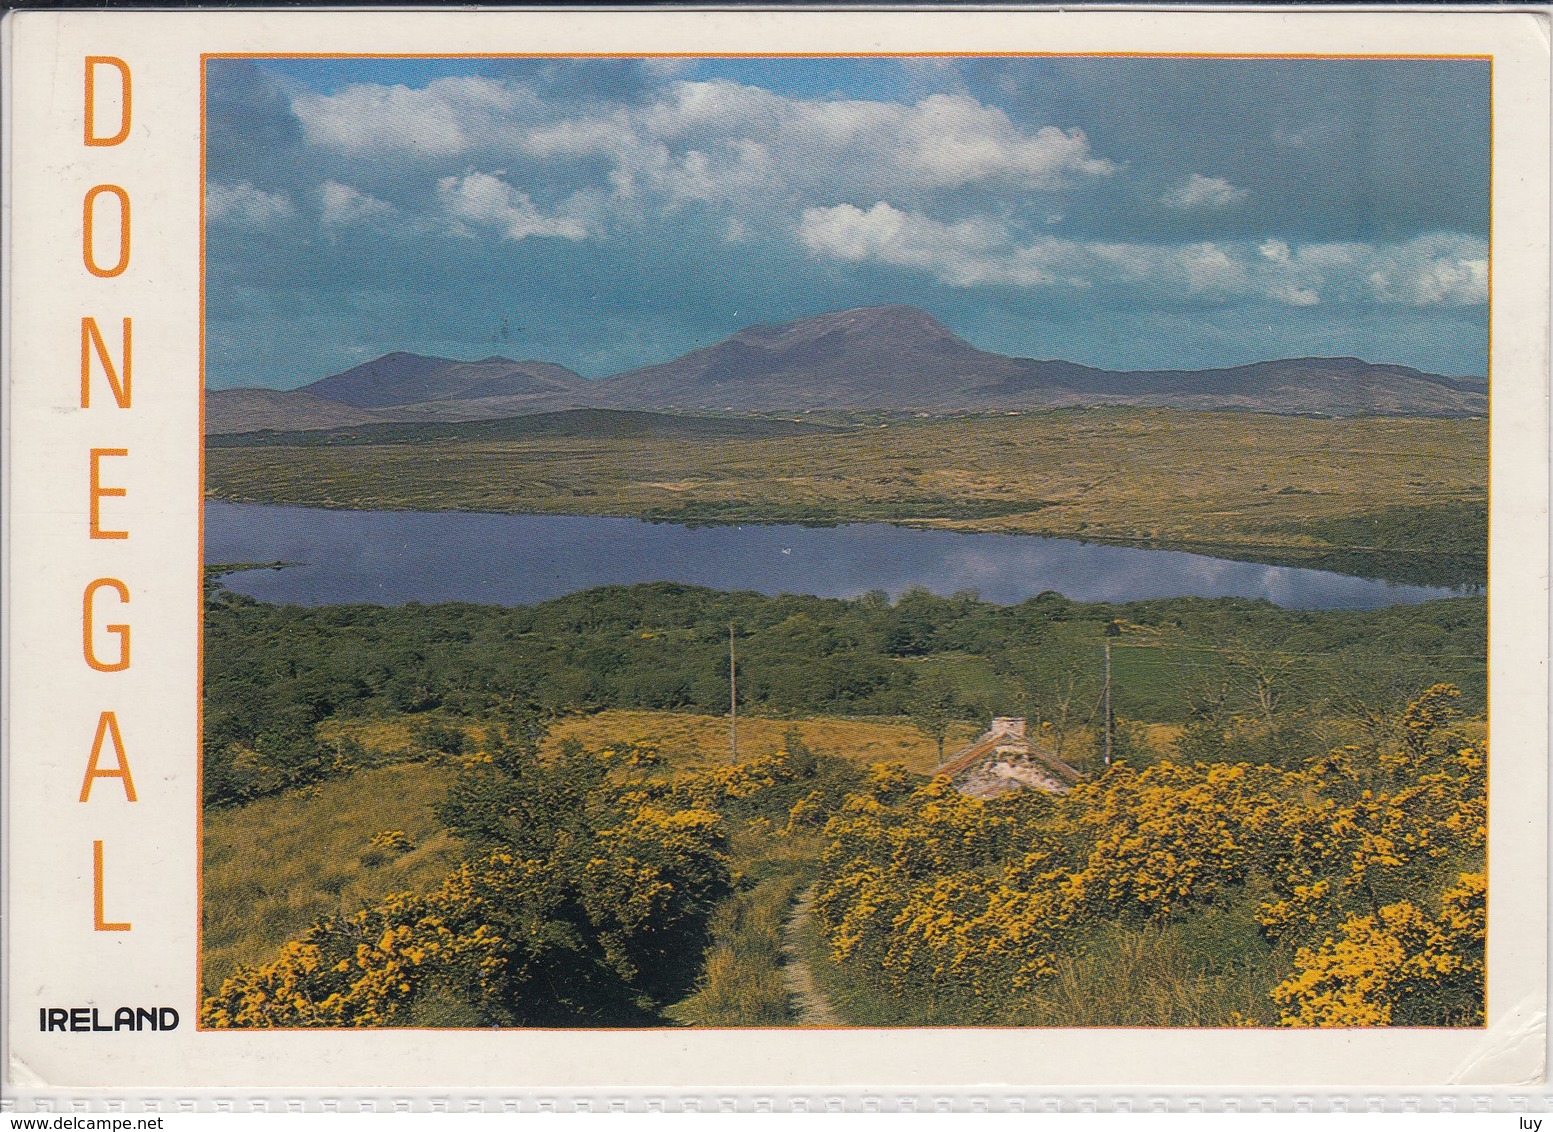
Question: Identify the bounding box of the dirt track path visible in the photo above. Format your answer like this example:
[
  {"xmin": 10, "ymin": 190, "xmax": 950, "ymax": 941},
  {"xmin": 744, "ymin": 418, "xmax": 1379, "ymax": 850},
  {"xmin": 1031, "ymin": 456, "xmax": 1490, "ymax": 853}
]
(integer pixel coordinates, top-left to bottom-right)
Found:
[{"xmin": 782, "ymin": 884, "xmax": 841, "ymax": 1026}]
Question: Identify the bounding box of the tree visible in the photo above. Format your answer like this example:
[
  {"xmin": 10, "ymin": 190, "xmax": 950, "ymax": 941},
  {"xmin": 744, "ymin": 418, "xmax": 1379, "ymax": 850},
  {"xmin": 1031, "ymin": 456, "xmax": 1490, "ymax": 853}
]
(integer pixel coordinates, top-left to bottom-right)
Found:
[
  {"xmin": 908, "ymin": 670, "xmax": 959, "ymax": 763},
  {"xmin": 1001, "ymin": 622, "xmax": 1101, "ymax": 762}
]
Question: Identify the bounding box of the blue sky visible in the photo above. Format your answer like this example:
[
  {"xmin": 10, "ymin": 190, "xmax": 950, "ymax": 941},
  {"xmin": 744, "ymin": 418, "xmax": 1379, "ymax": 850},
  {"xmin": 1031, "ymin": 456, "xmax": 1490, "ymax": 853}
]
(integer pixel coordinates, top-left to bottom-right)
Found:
[{"xmin": 205, "ymin": 56, "xmax": 1490, "ymax": 389}]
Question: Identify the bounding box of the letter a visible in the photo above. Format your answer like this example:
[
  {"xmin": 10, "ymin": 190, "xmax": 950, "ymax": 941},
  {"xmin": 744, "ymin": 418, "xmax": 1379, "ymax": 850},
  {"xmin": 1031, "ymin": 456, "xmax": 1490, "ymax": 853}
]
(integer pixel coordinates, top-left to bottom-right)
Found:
[{"xmin": 80, "ymin": 711, "xmax": 137, "ymax": 802}]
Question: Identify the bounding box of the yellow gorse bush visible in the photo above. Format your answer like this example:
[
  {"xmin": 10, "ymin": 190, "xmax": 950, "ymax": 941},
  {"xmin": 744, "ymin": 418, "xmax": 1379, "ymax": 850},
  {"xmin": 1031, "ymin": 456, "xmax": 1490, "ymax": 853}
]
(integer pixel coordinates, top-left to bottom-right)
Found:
[
  {"xmin": 368, "ymin": 829, "xmax": 413, "ymax": 852},
  {"xmin": 200, "ymin": 860, "xmax": 509, "ymax": 1028},
  {"xmin": 1272, "ymin": 872, "xmax": 1485, "ymax": 1027},
  {"xmin": 813, "ymin": 685, "xmax": 1485, "ymax": 1027},
  {"xmin": 203, "ymin": 732, "xmax": 737, "ymax": 1028}
]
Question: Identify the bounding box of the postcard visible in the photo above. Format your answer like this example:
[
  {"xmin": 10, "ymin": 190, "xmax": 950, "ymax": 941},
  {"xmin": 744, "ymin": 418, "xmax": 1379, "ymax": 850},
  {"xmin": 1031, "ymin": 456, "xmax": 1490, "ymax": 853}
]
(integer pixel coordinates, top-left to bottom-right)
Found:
[{"xmin": 2, "ymin": 6, "xmax": 1548, "ymax": 1096}]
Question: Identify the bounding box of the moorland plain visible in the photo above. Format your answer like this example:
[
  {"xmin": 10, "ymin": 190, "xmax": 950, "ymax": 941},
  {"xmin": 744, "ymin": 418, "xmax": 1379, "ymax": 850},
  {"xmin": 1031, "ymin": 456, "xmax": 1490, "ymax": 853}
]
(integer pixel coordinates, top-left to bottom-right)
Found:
[
  {"xmin": 199, "ymin": 403, "xmax": 1489, "ymax": 1027},
  {"xmin": 206, "ymin": 409, "xmax": 1487, "ymax": 586}
]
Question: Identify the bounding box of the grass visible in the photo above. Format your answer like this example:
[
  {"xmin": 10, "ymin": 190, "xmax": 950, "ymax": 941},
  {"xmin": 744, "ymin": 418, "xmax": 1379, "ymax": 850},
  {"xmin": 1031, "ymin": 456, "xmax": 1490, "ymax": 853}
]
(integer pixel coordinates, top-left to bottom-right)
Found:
[
  {"xmin": 541, "ymin": 708, "xmax": 980, "ymax": 775},
  {"xmin": 664, "ymin": 872, "xmax": 807, "ymax": 1027},
  {"xmin": 202, "ymin": 709, "xmax": 968, "ymax": 1001},
  {"xmin": 205, "ymin": 408, "xmax": 1486, "ymax": 583},
  {"xmin": 200, "ymin": 761, "xmax": 462, "ymax": 996},
  {"xmin": 318, "ymin": 707, "xmax": 978, "ymax": 775},
  {"xmin": 1012, "ymin": 904, "xmax": 1291, "ymax": 1027},
  {"xmin": 802, "ymin": 892, "xmax": 1289, "ymax": 1028}
]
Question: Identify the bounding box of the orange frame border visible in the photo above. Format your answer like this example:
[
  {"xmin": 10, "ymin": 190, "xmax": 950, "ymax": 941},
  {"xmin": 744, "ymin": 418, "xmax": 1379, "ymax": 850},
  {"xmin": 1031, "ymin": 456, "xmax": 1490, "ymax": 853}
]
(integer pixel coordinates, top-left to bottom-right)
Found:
[{"xmin": 195, "ymin": 46, "xmax": 1495, "ymax": 1036}]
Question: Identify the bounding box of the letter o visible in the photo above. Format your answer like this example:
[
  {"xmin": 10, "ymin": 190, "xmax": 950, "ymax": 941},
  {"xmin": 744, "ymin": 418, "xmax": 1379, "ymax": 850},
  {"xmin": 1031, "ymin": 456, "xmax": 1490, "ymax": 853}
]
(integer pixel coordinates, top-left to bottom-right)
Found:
[
  {"xmin": 83, "ymin": 578, "xmax": 130, "ymax": 672},
  {"xmin": 83, "ymin": 185, "xmax": 130, "ymax": 278}
]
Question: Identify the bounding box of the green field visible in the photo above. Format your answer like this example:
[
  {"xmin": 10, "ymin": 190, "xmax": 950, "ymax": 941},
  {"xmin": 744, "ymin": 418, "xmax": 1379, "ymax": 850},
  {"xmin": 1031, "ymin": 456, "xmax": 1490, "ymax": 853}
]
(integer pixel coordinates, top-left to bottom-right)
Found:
[
  {"xmin": 201, "ymin": 761, "xmax": 463, "ymax": 994},
  {"xmin": 206, "ymin": 408, "xmax": 1487, "ymax": 586},
  {"xmin": 202, "ymin": 709, "xmax": 924, "ymax": 1022}
]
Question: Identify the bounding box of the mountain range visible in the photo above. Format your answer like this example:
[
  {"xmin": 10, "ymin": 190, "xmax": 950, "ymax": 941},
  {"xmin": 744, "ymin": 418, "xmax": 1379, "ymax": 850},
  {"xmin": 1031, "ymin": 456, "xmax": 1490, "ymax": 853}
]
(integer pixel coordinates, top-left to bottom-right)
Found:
[{"xmin": 205, "ymin": 305, "xmax": 1487, "ymax": 434}]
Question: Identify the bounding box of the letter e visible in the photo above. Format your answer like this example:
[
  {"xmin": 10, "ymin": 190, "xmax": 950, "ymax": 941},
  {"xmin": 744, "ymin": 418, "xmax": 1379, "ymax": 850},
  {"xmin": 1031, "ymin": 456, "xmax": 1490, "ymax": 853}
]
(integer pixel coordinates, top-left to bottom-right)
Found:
[{"xmin": 89, "ymin": 448, "xmax": 128, "ymax": 539}]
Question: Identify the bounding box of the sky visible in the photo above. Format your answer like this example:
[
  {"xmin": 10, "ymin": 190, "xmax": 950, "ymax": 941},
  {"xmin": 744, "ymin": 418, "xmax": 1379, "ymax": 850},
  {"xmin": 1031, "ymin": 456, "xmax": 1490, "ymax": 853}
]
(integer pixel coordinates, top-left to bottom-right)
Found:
[{"xmin": 204, "ymin": 56, "xmax": 1490, "ymax": 390}]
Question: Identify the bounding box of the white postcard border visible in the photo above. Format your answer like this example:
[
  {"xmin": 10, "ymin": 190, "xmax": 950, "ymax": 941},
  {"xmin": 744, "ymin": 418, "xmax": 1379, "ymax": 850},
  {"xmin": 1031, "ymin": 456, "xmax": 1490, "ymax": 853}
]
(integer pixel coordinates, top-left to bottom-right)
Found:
[{"xmin": 2, "ymin": 6, "xmax": 1547, "ymax": 1092}]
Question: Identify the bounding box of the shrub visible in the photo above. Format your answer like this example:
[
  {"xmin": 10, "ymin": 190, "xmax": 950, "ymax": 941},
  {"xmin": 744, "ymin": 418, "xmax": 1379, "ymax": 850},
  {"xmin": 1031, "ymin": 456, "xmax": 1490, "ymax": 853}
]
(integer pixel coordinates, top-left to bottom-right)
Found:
[
  {"xmin": 810, "ymin": 686, "xmax": 1485, "ymax": 1027},
  {"xmin": 204, "ymin": 722, "xmax": 733, "ymax": 1027}
]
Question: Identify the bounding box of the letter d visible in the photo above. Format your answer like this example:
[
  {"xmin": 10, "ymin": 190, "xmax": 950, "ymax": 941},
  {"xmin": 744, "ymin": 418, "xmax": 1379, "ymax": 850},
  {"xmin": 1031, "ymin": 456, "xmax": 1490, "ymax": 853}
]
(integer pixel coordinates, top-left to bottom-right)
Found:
[{"xmin": 85, "ymin": 58, "xmax": 132, "ymax": 147}]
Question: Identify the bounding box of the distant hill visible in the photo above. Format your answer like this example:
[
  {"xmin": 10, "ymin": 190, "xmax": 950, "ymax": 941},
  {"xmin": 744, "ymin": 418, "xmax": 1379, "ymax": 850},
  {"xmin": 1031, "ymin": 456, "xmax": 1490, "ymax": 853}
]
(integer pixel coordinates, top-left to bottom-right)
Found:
[
  {"xmin": 205, "ymin": 388, "xmax": 384, "ymax": 434},
  {"xmin": 206, "ymin": 407, "xmax": 834, "ymax": 448},
  {"xmin": 597, "ymin": 306, "xmax": 1487, "ymax": 417},
  {"xmin": 602, "ymin": 305, "xmax": 1012, "ymax": 412},
  {"xmin": 205, "ymin": 305, "xmax": 1487, "ymax": 433},
  {"xmin": 960, "ymin": 353, "xmax": 1489, "ymax": 417},
  {"xmin": 301, "ymin": 352, "xmax": 588, "ymax": 409},
  {"xmin": 206, "ymin": 354, "xmax": 594, "ymax": 434}
]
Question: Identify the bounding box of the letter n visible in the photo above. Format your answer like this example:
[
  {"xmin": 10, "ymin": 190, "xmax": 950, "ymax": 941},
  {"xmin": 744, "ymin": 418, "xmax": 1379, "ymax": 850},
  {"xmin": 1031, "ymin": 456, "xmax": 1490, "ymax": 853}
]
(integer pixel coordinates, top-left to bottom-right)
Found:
[{"xmin": 81, "ymin": 318, "xmax": 131, "ymax": 408}]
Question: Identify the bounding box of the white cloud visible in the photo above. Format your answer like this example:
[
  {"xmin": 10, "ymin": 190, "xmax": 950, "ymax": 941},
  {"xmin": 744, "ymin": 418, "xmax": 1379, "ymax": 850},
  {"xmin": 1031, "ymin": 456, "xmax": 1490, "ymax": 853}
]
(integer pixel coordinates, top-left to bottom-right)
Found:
[
  {"xmin": 318, "ymin": 181, "xmax": 396, "ymax": 228},
  {"xmin": 801, "ymin": 203, "xmax": 1487, "ymax": 308},
  {"xmin": 207, "ymin": 181, "xmax": 297, "ymax": 227},
  {"xmin": 608, "ymin": 84, "xmax": 1115, "ymax": 197},
  {"xmin": 1162, "ymin": 173, "xmax": 1250, "ymax": 211},
  {"xmin": 279, "ymin": 73, "xmax": 1485, "ymax": 316},
  {"xmin": 292, "ymin": 76, "xmax": 1116, "ymax": 208},
  {"xmin": 292, "ymin": 77, "xmax": 535, "ymax": 157},
  {"xmin": 799, "ymin": 202, "xmax": 1055, "ymax": 287},
  {"xmin": 435, "ymin": 172, "xmax": 590, "ymax": 242},
  {"xmin": 1359, "ymin": 232, "xmax": 1488, "ymax": 305}
]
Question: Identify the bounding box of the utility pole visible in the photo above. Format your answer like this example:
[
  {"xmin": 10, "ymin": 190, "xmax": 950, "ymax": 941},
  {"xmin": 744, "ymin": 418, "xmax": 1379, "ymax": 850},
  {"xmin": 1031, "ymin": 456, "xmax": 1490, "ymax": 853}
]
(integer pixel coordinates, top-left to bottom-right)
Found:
[
  {"xmin": 729, "ymin": 622, "xmax": 738, "ymax": 762},
  {"xmin": 1103, "ymin": 638, "xmax": 1113, "ymax": 768}
]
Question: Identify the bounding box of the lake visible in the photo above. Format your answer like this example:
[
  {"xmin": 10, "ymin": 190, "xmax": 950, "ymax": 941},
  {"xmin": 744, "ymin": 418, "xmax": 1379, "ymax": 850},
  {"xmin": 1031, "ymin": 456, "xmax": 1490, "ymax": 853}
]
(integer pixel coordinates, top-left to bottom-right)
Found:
[{"xmin": 203, "ymin": 502, "xmax": 1467, "ymax": 611}]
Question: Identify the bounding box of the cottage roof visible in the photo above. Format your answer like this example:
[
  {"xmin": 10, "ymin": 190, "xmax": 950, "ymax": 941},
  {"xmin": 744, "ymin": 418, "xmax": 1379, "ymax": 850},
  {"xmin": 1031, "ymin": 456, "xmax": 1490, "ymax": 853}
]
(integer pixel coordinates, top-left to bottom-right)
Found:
[{"xmin": 935, "ymin": 718, "xmax": 1083, "ymax": 793}]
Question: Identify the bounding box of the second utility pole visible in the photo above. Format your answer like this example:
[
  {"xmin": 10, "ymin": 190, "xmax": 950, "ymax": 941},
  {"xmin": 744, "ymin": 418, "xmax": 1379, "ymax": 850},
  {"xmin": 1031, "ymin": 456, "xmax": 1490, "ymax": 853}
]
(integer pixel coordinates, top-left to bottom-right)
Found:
[
  {"xmin": 1103, "ymin": 637, "xmax": 1113, "ymax": 768},
  {"xmin": 729, "ymin": 622, "xmax": 738, "ymax": 762}
]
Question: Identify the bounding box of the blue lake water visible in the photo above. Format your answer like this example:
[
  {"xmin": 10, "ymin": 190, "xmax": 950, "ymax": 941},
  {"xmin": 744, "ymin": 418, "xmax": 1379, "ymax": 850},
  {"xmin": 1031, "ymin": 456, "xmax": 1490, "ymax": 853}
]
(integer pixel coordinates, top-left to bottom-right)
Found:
[{"xmin": 204, "ymin": 502, "xmax": 1465, "ymax": 611}]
